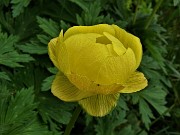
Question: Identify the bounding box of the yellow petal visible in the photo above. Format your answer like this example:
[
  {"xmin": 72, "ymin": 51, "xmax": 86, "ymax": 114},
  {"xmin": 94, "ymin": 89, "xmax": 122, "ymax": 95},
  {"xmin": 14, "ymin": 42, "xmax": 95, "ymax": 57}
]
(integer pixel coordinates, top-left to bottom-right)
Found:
[
  {"xmin": 106, "ymin": 44, "xmax": 119, "ymax": 56},
  {"xmin": 112, "ymin": 25, "xmax": 142, "ymax": 69},
  {"xmin": 96, "ymin": 35, "xmax": 112, "ymax": 44},
  {"xmin": 78, "ymin": 94, "xmax": 120, "ymax": 117},
  {"xmin": 48, "ymin": 30, "xmax": 65, "ymax": 71},
  {"xmin": 48, "ymin": 37, "xmax": 59, "ymax": 68},
  {"xmin": 103, "ymin": 32, "xmax": 126, "ymax": 55},
  {"xmin": 64, "ymin": 24, "xmax": 115, "ymax": 40},
  {"xmin": 95, "ymin": 48, "xmax": 136, "ymax": 85},
  {"xmin": 57, "ymin": 30, "xmax": 64, "ymax": 44},
  {"xmin": 120, "ymin": 72, "xmax": 148, "ymax": 93},
  {"xmin": 57, "ymin": 42, "xmax": 71, "ymax": 74},
  {"xmin": 63, "ymin": 33, "xmax": 136, "ymax": 85},
  {"xmin": 67, "ymin": 73, "xmax": 124, "ymax": 95},
  {"xmin": 51, "ymin": 72, "xmax": 94, "ymax": 102},
  {"xmin": 48, "ymin": 30, "xmax": 70, "ymax": 74},
  {"xmin": 63, "ymin": 33, "xmax": 112, "ymax": 81}
]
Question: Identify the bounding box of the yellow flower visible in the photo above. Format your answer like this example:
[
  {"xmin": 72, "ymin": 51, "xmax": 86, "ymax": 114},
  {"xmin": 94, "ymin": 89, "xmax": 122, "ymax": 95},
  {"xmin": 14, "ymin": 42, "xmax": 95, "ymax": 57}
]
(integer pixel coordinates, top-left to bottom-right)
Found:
[{"xmin": 48, "ymin": 24, "xmax": 148, "ymax": 117}]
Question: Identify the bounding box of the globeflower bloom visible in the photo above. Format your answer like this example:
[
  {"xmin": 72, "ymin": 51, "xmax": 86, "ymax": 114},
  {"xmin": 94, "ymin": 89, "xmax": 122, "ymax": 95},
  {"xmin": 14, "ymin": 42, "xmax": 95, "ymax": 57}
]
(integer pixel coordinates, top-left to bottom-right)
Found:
[{"xmin": 48, "ymin": 24, "xmax": 148, "ymax": 117}]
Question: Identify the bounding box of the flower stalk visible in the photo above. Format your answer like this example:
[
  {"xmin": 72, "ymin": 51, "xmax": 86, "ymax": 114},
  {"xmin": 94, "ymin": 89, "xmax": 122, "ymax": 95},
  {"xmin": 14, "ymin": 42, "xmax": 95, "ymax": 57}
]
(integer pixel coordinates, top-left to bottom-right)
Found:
[
  {"xmin": 64, "ymin": 105, "xmax": 82, "ymax": 135},
  {"xmin": 144, "ymin": 0, "xmax": 164, "ymax": 30},
  {"xmin": 132, "ymin": 0, "xmax": 140, "ymax": 25}
]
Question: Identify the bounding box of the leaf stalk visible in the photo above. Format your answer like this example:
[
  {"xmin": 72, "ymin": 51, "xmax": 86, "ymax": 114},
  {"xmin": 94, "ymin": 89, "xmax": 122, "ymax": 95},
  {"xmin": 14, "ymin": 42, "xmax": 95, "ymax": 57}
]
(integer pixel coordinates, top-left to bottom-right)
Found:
[{"xmin": 64, "ymin": 105, "xmax": 81, "ymax": 135}]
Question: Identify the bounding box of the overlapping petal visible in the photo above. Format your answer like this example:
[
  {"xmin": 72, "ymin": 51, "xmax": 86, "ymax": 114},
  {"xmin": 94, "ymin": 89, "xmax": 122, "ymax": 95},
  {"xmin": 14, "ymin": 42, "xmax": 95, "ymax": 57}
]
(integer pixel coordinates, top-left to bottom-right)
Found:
[
  {"xmin": 64, "ymin": 24, "xmax": 115, "ymax": 40},
  {"xmin": 103, "ymin": 32, "xmax": 126, "ymax": 55},
  {"xmin": 78, "ymin": 93, "xmax": 119, "ymax": 117},
  {"xmin": 112, "ymin": 25, "xmax": 142, "ymax": 69},
  {"xmin": 95, "ymin": 48, "xmax": 137, "ymax": 85},
  {"xmin": 64, "ymin": 33, "xmax": 137, "ymax": 85},
  {"xmin": 56, "ymin": 41, "xmax": 71, "ymax": 74},
  {"xmin": 48, "ymin": 37, "xmax": 59, "ymax": 68},
  {"xmin": 48, "ymin": 30, "xmax": 69, "ymax": 73},
  {"xmin": 63, "ymin": 33, "xmax": 112, "ymax": 81},
  {"xmin": 51, "ymin": 72, "xmax": 95, "ymax": 102},
  {"xmin": 67, "ymin": 73, "xmax": 124, "ymax": 95},
  {"xmin": 120, "ymin": 72, "xmax": 148, "ymax": 93}
]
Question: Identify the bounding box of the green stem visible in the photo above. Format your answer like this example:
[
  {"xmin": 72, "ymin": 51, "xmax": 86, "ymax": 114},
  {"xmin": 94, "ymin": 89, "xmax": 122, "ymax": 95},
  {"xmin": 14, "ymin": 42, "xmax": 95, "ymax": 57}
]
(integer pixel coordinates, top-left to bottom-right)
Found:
[
  {"xmin": 137, "ymin": 103, "xmax": 175, "ymax": 135},
  {"xmin": 150, "ymin": 103, "xmax": 175, "ymax": 126},
  {"xmin": 64, "ymin": 105, "xmax": 82, "ymax": 135},
  {"xmin": 132, "ymin": 0, "xmax": 140, "ymax": 25},
  {"xmin": 144, "ymin": 0, "xmax": 164, "ymax": 30}
]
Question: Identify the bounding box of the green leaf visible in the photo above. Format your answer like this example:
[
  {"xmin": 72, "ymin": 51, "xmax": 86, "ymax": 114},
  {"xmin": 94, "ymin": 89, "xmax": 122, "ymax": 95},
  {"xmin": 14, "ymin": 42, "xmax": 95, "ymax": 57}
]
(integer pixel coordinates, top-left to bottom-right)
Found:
[
  {"xmin": 0, "ymin": 33, "xmax": 34, "ymax": 67},
  {"xmin": 94, "ymin": 106, "xmax": 127, "ymax": 135},
  {"xmin": 103, "ymin": 14, "xmax": 115, "ymax": 24},
  {"xmin": 118, "ymin": 97, "xmax": 129, "ymax": 111},
  {"xmin": 70, "ymin": 0, "xmax": 89, "ymax": 12},
  {"xmin": 18, "ymin": 42, "xmax": 48, "ymax": 55},
  {"xmin": 131, "ymin": 86, "xmax": 168, "ymax": 129},
  {"xmin": 19, "ymin": 118, "xmax": 53, "ymax": 135},
  {"xmin": 4, "ymin": 87, "xmax": 37, "ymax": 124},
  {"xmin": 74, "ymin": 0, "xmax": 104, "ymax": 25},
  {"xmin": 37, "ymin": 34, "xmax": 51, "ymax": 45},
  {"xmin": 0, "ymin": 82, "xmax": 11, "ymax": 134},
  {"xmin": 41, "ymin": 67, "xmax": 58, "ymax": 91},
  {"xmin": 0, "ymin": 72, "xmax": 10, "ymax": 81},
  {"xmin": 141, "ymin": 87, "xmax": 168, "ymax": 115},
  {"xmin": 60, "ymin": 20, "xmax": 70, "ymax": 31},
  {"xmin": 38, "ymin": 92, "xmax": 75, "ymax": 131},
  {"xmin": 114, "ymin": 0, "xmax": 132, "ymax": 20},
  {"xmin": 10, "ymin": 64, "xmax": 47, "ymax": 91},
  {"xmin": 126, "ymin": 112, "xmax": 148, "ymax": 135},
  {"xmin": 145, "ymin": 39, "xmax": 166, "ymax": 68},
  {"xmin": 0, "ymin": 84, "xmax": 51, "ymax": 135},
  {"xmin": 166, "ymin": 60, "xmax": 180, "ymax": 80},
  {"xmin": 173, "ymin": 0, "xmax": 180, "ymax": 6},
  {"xmin": 95, "ymin": 117, "xmax": 119, "ymax": 135},
  {"xmin": 0, "ymin": 0, "xmax": 10, "ymax": 6},
  {"xmin": 85, "ymin": 114, "xmax": 93, "ymax": 126},
  {"xmin": 141, "ymin": 56, "xmax": 171, "ymax": 87},
  {"xmin": 118, "ymin": 125, "xmax": 134, "ymax": 135},
  {"xmin": 41, "ymin": 75, "xmax": 55, "ymax": 91},
  {"xmin": 47, "ymin": 67, "xmax": 58, "ymax": 74},
  {"xmin": 13, "ymin": 8, "xmax": 38, "ymax": 40},
  {"xmin": 139, "ymin": 98, "xmax": 155, "ymax": 129},
  {"xmin": 0, "ymin": 34, "xmax": 18, "ymax": 54},
  {"xmin": 11, "ymin": 0, "xmax": 31, "ymax": 17},
  {"xmin": 135, "ymin": 54, "xmax": 170, "ymax": 129},
  {"xmin": 141, "ymin": 55, "xmax": 160, "ymax": 70},
  {"xmin": 37, "ymin": 16, "xmax": 60, "ymax": 37}
]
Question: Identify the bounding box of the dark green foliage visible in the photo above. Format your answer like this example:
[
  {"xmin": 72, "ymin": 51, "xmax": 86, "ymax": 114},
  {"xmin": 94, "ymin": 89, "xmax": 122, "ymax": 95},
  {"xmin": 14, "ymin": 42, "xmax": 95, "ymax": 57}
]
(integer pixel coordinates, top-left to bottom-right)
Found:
[
  {"xmin": 0, "ymin": 32, "xmax": 34, "ymax": 67},
  {"xmin": 0, "ymin": 0, "xmax": 179, "ymax": 134},
  {"xmin": 0, "ymin": 72, "xmax": 10, "ymax": 81},
  {"xmin": 37, "ymin": 16, "xmax": 60, "ymax": 37},
  {"xmin": 37, "ymin": 92, "xmax": 75, "ymax": 132},
  {"xmin": 11, "ymin": 0, "xmax": 31, "ymax": 17},
  {"xmin": 94, "ymin": 99, "xmax": 127, "ymax": 135},
  {"xmin": 0, "ymin": 83, "xmax": 52, "ymax": 135},
  {"xmin": 41, "ymin": 67, "xmax": 57, "ymax": 91},
  {"xmin": 73, "ymin": 0, "xmax": 104, "ymax": 25},
  {"xmin": 18, "ymin": 42, "xmax": 48, "ymax": 55}
]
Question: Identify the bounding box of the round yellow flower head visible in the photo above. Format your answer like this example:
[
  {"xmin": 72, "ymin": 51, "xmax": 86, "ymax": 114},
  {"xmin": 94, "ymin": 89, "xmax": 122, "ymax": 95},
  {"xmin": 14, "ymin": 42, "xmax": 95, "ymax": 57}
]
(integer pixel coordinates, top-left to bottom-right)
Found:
[{"xmin": 48, "ymin": 24, "xmax": 148, "ymax": 117}]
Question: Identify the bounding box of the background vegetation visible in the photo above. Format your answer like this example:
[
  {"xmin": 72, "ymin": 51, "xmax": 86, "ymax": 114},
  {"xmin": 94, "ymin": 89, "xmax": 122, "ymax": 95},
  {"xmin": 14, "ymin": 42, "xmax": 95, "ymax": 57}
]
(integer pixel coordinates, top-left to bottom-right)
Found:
[{"xmin": 0, "ymin": 0, "xmax": 180, "ymax": 134}]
